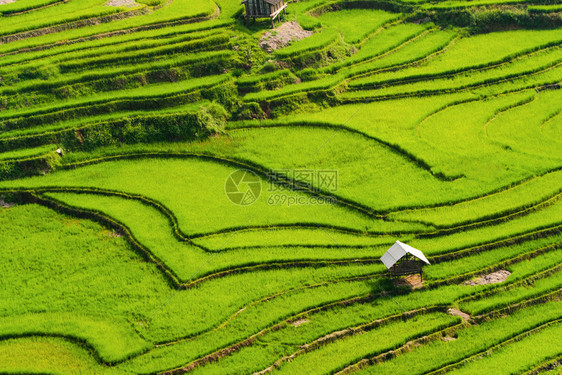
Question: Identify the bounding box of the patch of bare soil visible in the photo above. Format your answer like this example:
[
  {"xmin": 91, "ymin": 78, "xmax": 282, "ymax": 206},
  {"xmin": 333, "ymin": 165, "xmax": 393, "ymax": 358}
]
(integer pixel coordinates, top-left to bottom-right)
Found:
[
  {"xmin": 105, "ymin": 0, "xmax": 138, "ymax": 7},
  {"xmin": 290, "ymin": 318, "xmax": 310, "ymax": 327},
  {"xmin": 441, "ymin": 335, "xmax": 457, "ymax": 342},
  {"xmin": 259, "ymin": 21, "xmax": 313, "ymax": 53},
  {"xmin": 393, "ymin": 274, "xmax": 424, "ymax": 289},
  {"xmin": 0, "ymin": 0, "xmax": 16, "ymax": 5},
  {"xmin": 448, "ymin": 308, "xmax": 471, "ymax": 321},
  {"xmin": 463, "ymin": 270, "xmax": 511, "ymax": 286},
  {"xmin": 0, "ymin": 198, "xmax": 15, "ymax": 208}
]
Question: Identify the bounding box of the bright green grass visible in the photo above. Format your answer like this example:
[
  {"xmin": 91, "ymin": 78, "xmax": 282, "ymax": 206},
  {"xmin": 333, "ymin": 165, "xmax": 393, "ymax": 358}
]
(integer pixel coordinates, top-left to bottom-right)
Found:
[
  {"xmin": 0, "ymin": 144, "xmax": 56, "ymax": 160},
  {"xmin": 354, "ymin": 301, "xmax": 562, "ymax": 375},
  {"xmin": 193, "ymin": 312, "xmax": 458, "ymax": 375},
  {"xmin": 42, "ymin": 191, "xmax": 388, "ymax": 280},
  {"xmin": 344, "ymin": 28, "xmax": 457, "ymax": 77},
  {"xmin": 354, "ymin": 46, "xmax": 562, "ymax": 95},
  {"xmin": 0, "ymin": 0, "xmax": 218, "ymax": 56},
  {"xmin": 0, "ymin": 0, "xmax": 134, "ymax": 37},
  {"xmin": 0, "ymin": 337, "xmax": 121, "ymax": 374},
  {"xmin": 425, "ymin": 236, "xmax": 562, "ymax": 280},
  {"xmin": 487, "ymin": 89, "xmax": 562, "ymax": 160},
  {"xmin": 411, "ymin": 199, "xmax": 562, "ymax": 254},
  {"xmin": 356, "ymin": 28, "xmax": 562, "ymax": 84},
  {"xmin": 0, "ymin": 313, "xmax": 149, "ymax": 363},
  {"xmin": 0, "ymin": 158, "xmax": 384, "ymax": 234},
  {"xmin": 322, "ymin": 22, "xmax": 430, "ymax": 72},
  {"xmin": 448, "ymin": 322, "xmax": 562, "ymax": 375},
  {"xmin": 415, "ymin": 90, "xmax": 554, "ymax": 179},
  {"xmin": 0, "ymin": 28, "xmax": 222, "ymax": 76},
  {"xmin": 460, "ymin": 270, "xmax": 562, "ymax": 315},
  {"xmin": 0, "ymin": 101, "xmax": 208, "ymax": 139},
  {"xmin": 193, "ymin": 228, "xmax": 399, "ymax": 250},
  {"xmin": 0, "ymin": 74, "xmax": 229, "ymax": 122},
  {"xmin": 316, "ymin": 9, "xmax": 400, "ymax": 44},
  {"xmin": 0, "ymin": 19, "xmax": 231, "ymax": 68},
  {"xmin": 0, "ymin": 203, "xmax": 169, "ymax": 361},
  {"xmin": 529, "ymin": 4, "xmax": 562, "ymax": 12},
  {"xmin": 0, "ymin": 203, "xmax": 387, "ymax": 350},
  {"xmin": 272, "ymin": 313, "xmax": 458, "ymax": 375},
  {"xmin": 275, "ymin": 27, "xmax": 340, "ymax": 58},
  {"xmin": 0, "ymin": 0, "xmax": 62, "ymax": 15},
  {"xmin": 244, "ymin": 29, "xmax": 455, "ymax": 102},
  {"xmin": 1, "ymin": 49, "xmax": 232, "ymax": 100},
  {"xmin": 388, "ymin": 169, "xmax": 562, "ymax": 227}
]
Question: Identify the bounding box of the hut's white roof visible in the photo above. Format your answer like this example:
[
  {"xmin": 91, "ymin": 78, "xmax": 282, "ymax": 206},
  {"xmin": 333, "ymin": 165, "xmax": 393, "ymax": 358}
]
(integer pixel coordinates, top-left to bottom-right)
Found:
[{"xmin": 380, "ymin": 241, "xmax": 430, "ymax": 270}]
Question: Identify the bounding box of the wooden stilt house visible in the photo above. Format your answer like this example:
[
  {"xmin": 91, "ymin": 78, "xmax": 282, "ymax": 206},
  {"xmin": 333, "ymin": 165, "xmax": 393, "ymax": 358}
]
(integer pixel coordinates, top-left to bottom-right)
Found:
[{"xmin": 240, "ymin": 0, "xmax": 287, "ymax": 27}]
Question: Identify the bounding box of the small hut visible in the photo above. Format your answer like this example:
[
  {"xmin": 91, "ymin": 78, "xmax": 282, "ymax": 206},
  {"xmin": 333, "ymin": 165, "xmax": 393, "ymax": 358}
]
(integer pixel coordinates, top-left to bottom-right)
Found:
[
  {"xmin": 240, "ymin": 0, "xmax": 287, "ymax": 27},
  {"xmin": 381, "ymin": 241, "xmax": 430, "ymax": 279}
]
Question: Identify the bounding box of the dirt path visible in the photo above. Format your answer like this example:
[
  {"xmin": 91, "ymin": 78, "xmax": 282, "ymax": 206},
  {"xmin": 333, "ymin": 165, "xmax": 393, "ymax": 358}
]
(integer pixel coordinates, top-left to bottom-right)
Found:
[
  {"xmin": 259, "ymin": 21, "xmax": 313, "ymax": 53},
  {"xmin": 448, "ymin": 308, "xmax": 471, "ymax": 321},
  {"xmin": 0, "ymin": 198, "xmax": 15, "ymax": 208},
  {"xmin": 464, "ymin": 270, "xmax": 511, "ymax": 286},
  {"xmin": 0, "ymin": 0, "xmax": 17, "ymax": 5},
  {"xmin": 106, "ymin": 0, "xmax": 139, "ymax": 7}
]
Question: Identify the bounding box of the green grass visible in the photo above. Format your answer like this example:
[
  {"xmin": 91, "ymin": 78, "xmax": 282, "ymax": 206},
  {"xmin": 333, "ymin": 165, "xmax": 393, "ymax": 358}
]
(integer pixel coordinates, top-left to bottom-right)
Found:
[
  {"xmin": 275, "ymin": 27, "xmax": 340, "ymax": 58},
  {"xmin": 316, "ymin": 9, "xmax": 400, "ymax": 44},
  {"xmin": 273, "ymin": 313, "xmax": 459, "ymax": 375},
  {"xmin": 0, "ymin": 337, "xmax": 120, "ymax": 374},
  {"xmin": 448, "ymin": 322, "xmax": 562, "ymax": 375},
  {"xmin": 388, "ymin": 169, "xmax": 562, "ymax": 227},
  {"xmin": 0, "ymin": 74, "xmax": 230, "ymax": 126},
  {"xmin": 354, "ymin": 301, "xmax": 562, "ymax": 375},
  {"xmin": 460, "ymin": 270, "xmax": 562, "ymax": 315},
  {"xmin": 2, "ymin": 0, "xmax": 562, "ymax": 373},
  {"xmin": 0, "ymin": 144, "xmax": 57, "ymax": 160}
]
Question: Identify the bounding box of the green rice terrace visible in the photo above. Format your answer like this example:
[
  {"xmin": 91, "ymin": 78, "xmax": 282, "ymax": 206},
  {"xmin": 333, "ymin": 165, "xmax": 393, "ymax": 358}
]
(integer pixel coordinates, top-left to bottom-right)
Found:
[{"xmin": 1, "ymin": 0, "xmax": 562, "ymax": 372}]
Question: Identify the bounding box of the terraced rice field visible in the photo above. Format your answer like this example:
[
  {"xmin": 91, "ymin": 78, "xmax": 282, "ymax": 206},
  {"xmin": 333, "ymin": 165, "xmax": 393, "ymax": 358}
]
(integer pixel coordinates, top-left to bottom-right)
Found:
[{"xmin": 0, "ymin": 0, "xmax": 561, "ymax": 372}]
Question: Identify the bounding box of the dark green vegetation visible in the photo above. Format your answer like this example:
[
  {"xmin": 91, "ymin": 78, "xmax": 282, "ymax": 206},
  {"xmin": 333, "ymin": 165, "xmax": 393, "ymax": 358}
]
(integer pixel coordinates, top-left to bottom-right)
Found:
[{"xmin": 0, "ymin": 0, "xmax": 561, "ymax": 372}]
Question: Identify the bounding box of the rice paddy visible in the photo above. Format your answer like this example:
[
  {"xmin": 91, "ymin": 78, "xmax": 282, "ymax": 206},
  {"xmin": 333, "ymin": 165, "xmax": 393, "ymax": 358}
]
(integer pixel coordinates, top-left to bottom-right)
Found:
[{"xmin": 1, "ymin": 0, "xmax": 561, "ymax": 372}]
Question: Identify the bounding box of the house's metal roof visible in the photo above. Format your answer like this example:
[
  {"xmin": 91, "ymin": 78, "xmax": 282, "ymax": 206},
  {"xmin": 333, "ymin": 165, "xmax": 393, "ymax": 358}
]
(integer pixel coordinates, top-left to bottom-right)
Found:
[
  {"xmin": 263, "ymin": 0, "xmax": 283, "ymax": 5},
  {"xmin": 380, "ymin": 241, "xmax": 430, "ymax": 270}
]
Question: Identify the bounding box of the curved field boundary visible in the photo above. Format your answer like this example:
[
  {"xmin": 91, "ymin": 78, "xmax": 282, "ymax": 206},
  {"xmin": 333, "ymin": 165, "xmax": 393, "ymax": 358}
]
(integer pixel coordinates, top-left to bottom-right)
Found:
[
  {"xmin": 428, "ymin": 224, "xmax": 562, "ymax": 262},
  {"xmin": 1, "ymin": 189, "xmax": 392, "ymax": 290},
  {"xmin": 0, "ymin": 6, "xmax": 225, "ymax": 59},
  {"xmin": 425, "ymin": 318, "xmax": 562, "ymax": 375},
  {"xmin": 0, "ymin": 0, "xmax": 65, "ymax": 16},
  {"xmin": 154, "ymin": 273, "xmax": 385, "ymax": 347},
  {"xmin": 523, "ymin": 356, "xmax": 562, "ymax": 375},
  {"xmin": 54, "ymin": 152, "xmax": 388, "ymax": 219},
  {"xmin": 157, "ymin": 258, "xmax": 562, "ymax": 373},
  {"xmin": 158, "ymin": 294, "xmax": 374, "ymax": 375},
  {"xmin": 0, "ymin": 6, "xmax": 151, "ymax": 44},
  {"xmin": 539, "ymin": 107, "xmax": 562, "ymax": 132},
  {"xmin": 5, "ymin": 146, "xmax": 562, "ymax": 239},
  {"xmin": 349, "ymin": 42, "xmax": 562, "ymax": 90},
  {"xmin": 345, "ymin": 31, "xmax": 458, "ymax": 82},
  {"xmin": 457, "ymin": 264, "xmax": 562, "ymax": 308},
  {"xmin": 229, "ymin": 122, "xmax": 464, "ymax": 181},
  {"xmin": 0, "ymin": 77, "xmax": 231, "ymax": 130},
  {"xmin": 0, "ymin": 314, "xmax": 150, "ymax": 364},
  {"xmin": 342, "ymin": 62, "xmax": 562, "ymax": 103},
  {"xmin": 413, "ymin": 191, "xmax": 562, "ymax": 237},
  {"xmin": 429, "ymin": 243, "xmax": 562, "ymax": 287},
  {"xmin": 334, "ymin": 323, "xmax": 467, "ymax": 374},
  {"xmin": 244, "ymin": 29, "xmax": 456, "ymax": 104},
  {"xmin": 255, "ymin": 306, "xmax": 454, "ymax": 374},
  {"xmin": 335, "ymin": 294, "xmax": 562, "ymax": 375}
]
